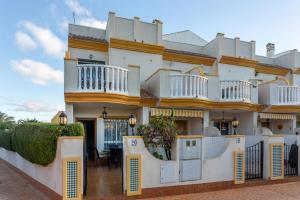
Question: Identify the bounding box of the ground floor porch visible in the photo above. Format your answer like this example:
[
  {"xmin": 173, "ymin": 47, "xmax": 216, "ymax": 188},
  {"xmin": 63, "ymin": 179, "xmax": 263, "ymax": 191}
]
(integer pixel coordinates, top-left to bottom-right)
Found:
[{"xmin": 64, "ymin": 102, "xmax": 300, "ymax": 198}]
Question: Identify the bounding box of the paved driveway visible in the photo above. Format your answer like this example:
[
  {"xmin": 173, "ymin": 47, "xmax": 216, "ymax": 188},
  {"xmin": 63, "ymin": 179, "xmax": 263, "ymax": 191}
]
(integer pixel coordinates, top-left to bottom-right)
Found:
[
  {"xmin": 0, "ymin": 159, "xmax": 49, "ymax": 200},
  {"xmin": 147, "ymin": 181, "xmax": 300, "ymax": 200}
]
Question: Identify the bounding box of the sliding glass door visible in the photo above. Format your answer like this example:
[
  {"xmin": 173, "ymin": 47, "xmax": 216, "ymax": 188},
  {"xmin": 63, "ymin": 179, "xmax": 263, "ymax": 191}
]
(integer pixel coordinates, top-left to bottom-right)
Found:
[{"xmin": 104, "ymin": 119, "xmax": 128, "ymax": 150}]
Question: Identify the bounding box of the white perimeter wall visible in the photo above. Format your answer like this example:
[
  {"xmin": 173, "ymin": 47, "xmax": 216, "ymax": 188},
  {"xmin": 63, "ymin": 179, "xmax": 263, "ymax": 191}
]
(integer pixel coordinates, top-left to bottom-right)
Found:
[
  {"xmin": 0, "ymin": 137, "xmax": 83, "ymax": 196},
  {"xmin": 123, "ymin": 136, "xmax": 244, "ymax": 189}
]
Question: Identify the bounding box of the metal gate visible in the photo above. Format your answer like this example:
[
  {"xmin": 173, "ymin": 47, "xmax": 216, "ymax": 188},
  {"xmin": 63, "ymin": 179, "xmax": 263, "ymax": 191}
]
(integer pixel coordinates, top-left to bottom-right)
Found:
[
  {"xmin": 245, "ymin": 141, "xmax": 264, "ymax": 180},
  {"xmin": 284, "ymin": 143, "xmax": 298, "ymax": 176}
]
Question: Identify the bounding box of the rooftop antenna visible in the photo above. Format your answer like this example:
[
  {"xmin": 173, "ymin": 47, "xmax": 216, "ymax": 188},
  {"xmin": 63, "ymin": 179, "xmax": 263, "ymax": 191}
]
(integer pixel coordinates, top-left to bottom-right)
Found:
[{"xmin": 72, "ymin": 12, "xmax": 76, "ymax": 24}]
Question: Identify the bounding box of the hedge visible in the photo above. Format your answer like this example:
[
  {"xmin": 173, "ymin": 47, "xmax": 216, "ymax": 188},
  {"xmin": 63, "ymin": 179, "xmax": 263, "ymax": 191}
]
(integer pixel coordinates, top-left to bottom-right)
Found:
[
  {"xmin": 0, "ymin": 123, "xmax": 84, "ymax": 166},
  {"xmin": 0, "ymin": 129, "xmax": 13, "ymax": 151}
]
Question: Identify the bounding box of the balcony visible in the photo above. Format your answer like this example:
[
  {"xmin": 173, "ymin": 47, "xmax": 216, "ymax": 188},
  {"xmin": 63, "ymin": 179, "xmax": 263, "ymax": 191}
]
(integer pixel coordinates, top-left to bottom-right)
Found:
[
  {"xmin": 145, "ymin": 69, "xmax": 257, "ymax": 103},
  {"xmin": 277, "ymin": 86, "xmax": 300, "ymax": 105},
  {"xmin": 77, "ymin": 64, "xmax": 128, "ymax": 94},
  {"xmin": 170, "ymin": 74, "xmax": 208, "ymax": 98},
  {"xmin": 259, "ymin": 83, "xmax": 300, "ymax": 105},
  {"xmin": 220, "ymin": 80, "xmax": 251, "ymax": 102},
  {"xmin": 64, "ymin": 63, "xmax": 140, "ymax": 96},
  {"xmin": 145, "ymin": 69, "xmax": 208, "ymax": 99}
]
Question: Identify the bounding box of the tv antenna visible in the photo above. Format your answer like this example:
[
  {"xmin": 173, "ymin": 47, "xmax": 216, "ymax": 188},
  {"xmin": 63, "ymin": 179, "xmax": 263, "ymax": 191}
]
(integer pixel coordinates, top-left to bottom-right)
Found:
[{"xmin": 72, "ymin": 12, "xmax": 76, "ymax": 24}]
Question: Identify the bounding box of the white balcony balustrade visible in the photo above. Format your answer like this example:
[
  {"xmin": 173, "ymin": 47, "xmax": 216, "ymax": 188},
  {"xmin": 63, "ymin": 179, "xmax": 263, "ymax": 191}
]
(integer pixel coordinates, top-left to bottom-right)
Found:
[
  {"xmin": 77, "ymin": 64, "xmax": 128, "ymax": 94},
  {"xmin": 277, "ymin": 86, "xmax": 300, "ymax": 105},
  {"xmin": 220, "ymin": 80, "xmax": 251, "ymax": 102},
  {"xmin": 170, "ymin": 74, "xmax": 208, "ymax": 98}
]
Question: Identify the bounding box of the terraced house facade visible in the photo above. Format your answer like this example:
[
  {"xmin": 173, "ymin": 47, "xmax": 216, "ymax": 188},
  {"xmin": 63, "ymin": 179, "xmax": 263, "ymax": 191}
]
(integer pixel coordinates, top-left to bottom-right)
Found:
[{"xmin": 63, "ymin": 12, "xmax": 300, "ymax": 198}]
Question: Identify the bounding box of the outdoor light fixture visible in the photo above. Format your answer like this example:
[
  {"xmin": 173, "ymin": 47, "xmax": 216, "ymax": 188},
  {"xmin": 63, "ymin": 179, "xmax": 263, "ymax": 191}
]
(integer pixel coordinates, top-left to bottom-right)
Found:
[
  {"xmin": 128, "ymin": 113, "xmax": 137, "ymax": 135},
  {"xmin": 232, "ymin": 117, "xmax": 239, "ymax": 135},
  {"xmin": 102, "ymin": 107, "xmax": 108, "ymax": 119},
  {"xmin": 59, "ymin": 111, "xmax": 67, "ymax": 125}
]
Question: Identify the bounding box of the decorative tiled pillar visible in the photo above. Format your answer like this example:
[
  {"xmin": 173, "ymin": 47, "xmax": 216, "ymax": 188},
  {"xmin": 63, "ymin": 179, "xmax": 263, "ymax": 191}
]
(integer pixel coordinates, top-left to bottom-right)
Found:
[
  {"xmin": 62, "ymin": 157, "xmax": 82, "ymax": 200},
  {"xmin": 233, "ymin": 151, "xmax": 245, "ymax": 184},
  {"xmin": 126, "ymin": 154, "xmax": 142, "ymax": 196},
  {"xmin": 262, "ymin": 136, "xmax": 284, "ymax": 180}
]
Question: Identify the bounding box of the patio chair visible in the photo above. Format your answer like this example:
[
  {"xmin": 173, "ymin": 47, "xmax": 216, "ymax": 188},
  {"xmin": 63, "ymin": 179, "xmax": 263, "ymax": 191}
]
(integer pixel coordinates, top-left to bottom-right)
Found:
[
  {"xmin": 94, "ymin": 146, "xmax": 109, "ymax": 166},
  {"xmin": 108, "ymin": 145, "xmax": 122, "ymax": 167}
]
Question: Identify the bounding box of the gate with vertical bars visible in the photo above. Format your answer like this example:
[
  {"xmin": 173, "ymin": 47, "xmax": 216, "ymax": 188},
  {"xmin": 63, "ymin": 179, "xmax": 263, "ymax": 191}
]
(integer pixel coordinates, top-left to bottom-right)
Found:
[
  {"xmin": 245, "ymin": 141, "xmax": 264, "ymax": 180},
  {"xmin": 284, "ymin": 143, "xmax": 298, "ymax": 176}
]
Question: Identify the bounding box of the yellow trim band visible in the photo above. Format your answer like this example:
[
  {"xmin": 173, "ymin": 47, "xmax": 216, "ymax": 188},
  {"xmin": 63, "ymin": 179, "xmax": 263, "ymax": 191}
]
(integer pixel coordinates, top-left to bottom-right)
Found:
[
  {"xmin": 68, "ymin": 37, "xmax": 108, "ymax": 52},
  {"xmin": 110, "ymin": 38, "xmax": 164, "ymax": 55},
  {"xmin": 163, "ymin": 50, "xmax": 216, "ymax": 66},
  {"xmin": 220, "ymin": 56, "xmax": 289, "ymax": 76},
  {"xmin": 159, "ymin": 98, "xmax": 262, "ymax": 112},
  {"xmin": 65, "ymin": 92, "xmax": 141, "ymax": 106}
]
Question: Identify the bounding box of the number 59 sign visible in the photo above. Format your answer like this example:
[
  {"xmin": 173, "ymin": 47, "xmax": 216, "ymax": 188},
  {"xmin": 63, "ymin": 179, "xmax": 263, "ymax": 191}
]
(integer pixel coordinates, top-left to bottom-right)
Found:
[{"xmin": 131, "ymin": 139, "xmax": 138, "ymax": 147}]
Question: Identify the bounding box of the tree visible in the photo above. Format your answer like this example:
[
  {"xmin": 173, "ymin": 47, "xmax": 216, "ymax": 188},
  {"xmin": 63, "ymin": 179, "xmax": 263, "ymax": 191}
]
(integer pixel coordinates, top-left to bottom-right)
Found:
[
  {"xmin": 17, "ymin": 118, "xmax": 39, "ymax": 124},
  {"xmin": 137, "ymin": 114, "xmax": 178, "ymax": 160},
  {"xmin": 0, "ymin": 111, "xmax": 15, "ymax": 130}
]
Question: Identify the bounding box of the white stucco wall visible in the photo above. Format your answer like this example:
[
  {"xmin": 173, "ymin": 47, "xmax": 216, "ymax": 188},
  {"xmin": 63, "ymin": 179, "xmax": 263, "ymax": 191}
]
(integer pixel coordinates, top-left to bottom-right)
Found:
[
  {"xmin": 218, "ymin": 63, "xmax": 255, "ymax": 81},
  {"xmin": 123, "ymin": 136, "xmax": 245, "ymax": 189},
  {"xmin": 108, "ymin": 48, "xmax": 163, "ymax": 83},
  {"xmin": 0, "ymin": 137, "xmax": 83, "ymax": 196}
]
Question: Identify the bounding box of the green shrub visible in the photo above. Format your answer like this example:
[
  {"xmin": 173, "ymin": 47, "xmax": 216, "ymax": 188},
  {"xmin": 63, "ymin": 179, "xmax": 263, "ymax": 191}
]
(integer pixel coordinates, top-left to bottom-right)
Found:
[
  {"xmin": 11, "ymin": 123, "xmax": 62, "ymax": 166},
  {"xmin": 0, "ymin": 129, "xmax": 13, "ymax": 151},
  {"xmin": 62, "ymin": 123, "xmax": 84, "ymax": 136},
  {"xmin": 5, "ymin": 123, "xmax": 84, "ymax": 166},
  {"xmin": 138, "ymin": 114, "xmax": 178, "ymax": 160}
]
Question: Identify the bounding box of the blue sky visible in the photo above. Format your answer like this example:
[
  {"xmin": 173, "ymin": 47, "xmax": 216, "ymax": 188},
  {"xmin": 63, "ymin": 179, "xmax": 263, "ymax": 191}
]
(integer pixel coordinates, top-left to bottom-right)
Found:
[{"xmin": 0, "ymin": 0, "xmax": 300, "ymax": 121}]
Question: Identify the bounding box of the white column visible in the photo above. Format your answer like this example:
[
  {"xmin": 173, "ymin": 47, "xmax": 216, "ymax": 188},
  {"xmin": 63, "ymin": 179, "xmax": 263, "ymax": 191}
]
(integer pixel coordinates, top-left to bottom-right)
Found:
[
  {"xmin": 65, "ymin": 103, "xmax": 74, "ymax": 123},
  {"xmin": 292, "ymin": 115, "xmax": 297, "ymax": 134},
  {"xmin": 203, "ymin": 111, "xmax": 210, "ymax": 130},
  {"xmin": 97, "ymin": 118, "xmax": 105, "ymax": 152},
  {"xmin": 139, "ymin": 107, "xmax": 150, "ymax": 125}
]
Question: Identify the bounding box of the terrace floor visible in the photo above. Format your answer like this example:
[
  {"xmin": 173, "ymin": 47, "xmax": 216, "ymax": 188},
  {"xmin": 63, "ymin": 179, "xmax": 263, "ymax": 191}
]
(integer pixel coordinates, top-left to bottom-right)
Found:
[{"xmin": 85, "ymin": 162, "xmax": 123, "ymax": 199}]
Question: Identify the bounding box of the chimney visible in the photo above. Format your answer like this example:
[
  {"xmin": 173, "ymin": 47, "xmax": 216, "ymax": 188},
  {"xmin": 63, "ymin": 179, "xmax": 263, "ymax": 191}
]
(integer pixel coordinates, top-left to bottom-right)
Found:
[
  {"xmin": 153, "ymin": 19, "xmax": 163, "ymax": 45},
  {"xmin": 216, "ymin": 32, "xmax": 225, "ymax": 38},
  {"xmin": 266, "ymin": 43, "xmax": 275, "ymax": 57}
]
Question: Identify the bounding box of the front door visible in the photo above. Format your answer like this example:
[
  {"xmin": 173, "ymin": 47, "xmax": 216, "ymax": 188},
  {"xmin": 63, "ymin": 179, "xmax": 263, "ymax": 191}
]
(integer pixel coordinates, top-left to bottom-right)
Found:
[
  {"xmin": 80, "ymin": 120, "xmax": 96, "ymax": 161},
  {"xmin": 77, "ymin": 119, "xmax": 96, "ymax": 196}
]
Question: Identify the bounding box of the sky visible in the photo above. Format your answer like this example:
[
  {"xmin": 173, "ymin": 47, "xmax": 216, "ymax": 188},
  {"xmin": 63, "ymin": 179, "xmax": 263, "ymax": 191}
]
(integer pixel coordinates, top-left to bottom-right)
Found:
[{"xmin": 0, "ymin": 0, "xmax": 300, "ymax": 121}]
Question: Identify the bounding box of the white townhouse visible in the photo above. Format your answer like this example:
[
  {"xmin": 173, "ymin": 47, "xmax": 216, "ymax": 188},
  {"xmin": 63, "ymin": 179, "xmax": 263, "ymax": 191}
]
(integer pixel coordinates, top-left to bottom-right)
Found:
[{"xmin": 64, "ymin": 12, "xmax": 300, "ymax": 154}]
